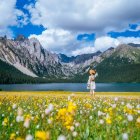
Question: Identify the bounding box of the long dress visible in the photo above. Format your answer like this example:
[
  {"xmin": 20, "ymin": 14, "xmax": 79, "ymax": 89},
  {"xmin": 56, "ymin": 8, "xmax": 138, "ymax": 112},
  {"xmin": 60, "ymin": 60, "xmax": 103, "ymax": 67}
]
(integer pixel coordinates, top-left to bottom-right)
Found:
[{"xmin": 87, "ymin": 75, "xmax": 96, "ymax": 90}]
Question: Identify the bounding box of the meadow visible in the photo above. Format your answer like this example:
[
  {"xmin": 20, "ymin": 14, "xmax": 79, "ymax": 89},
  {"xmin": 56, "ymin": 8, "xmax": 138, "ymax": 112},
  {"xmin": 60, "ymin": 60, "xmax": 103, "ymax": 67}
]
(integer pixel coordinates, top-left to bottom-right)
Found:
[{"xmin": 0, "ymin": 91, "xmax": 140, "ymax": 140}]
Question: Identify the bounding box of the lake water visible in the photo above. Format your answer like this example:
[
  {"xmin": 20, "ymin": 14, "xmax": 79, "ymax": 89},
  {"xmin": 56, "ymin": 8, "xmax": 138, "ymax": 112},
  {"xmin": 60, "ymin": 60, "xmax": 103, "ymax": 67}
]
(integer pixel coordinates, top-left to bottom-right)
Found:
[{"xmin": 0, "ymin": 83, "xmax": 140, "ymax": 92}]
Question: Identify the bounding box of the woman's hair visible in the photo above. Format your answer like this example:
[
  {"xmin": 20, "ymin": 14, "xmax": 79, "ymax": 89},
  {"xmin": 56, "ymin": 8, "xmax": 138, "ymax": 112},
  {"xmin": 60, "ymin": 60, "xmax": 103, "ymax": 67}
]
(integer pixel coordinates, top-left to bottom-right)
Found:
[{"xmin": 89, "ymin": 69, "xmax": 96, "ymax": 75}]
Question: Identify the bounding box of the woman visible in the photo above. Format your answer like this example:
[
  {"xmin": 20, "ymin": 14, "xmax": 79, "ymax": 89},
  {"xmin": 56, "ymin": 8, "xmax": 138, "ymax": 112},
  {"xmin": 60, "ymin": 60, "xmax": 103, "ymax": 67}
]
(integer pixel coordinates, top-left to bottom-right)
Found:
[{"xmin": 87, "ymin": 69, "xmax": 98, "ymax": 97}]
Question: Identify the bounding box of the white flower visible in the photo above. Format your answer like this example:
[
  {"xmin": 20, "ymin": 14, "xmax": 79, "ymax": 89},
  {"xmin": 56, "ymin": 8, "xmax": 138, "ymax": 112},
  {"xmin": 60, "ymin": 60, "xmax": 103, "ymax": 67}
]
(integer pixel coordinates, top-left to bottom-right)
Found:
[
  {"xmin": 48, "ymin": 119, "xmax": 52, "ymax": 124},
  {"xmin": 17, "ymin": 107, "xmax": 23, "ymax": 116},
  {"xmin": 136, "ymin": 104, "xmax": 140, "ymax": 109},
  {"xmin": 126, "ymin": 103, "xmax": 132, "ymax": 109},
  {"xmin": 68, "ymin": 96, "xmax": 71, "ymax": 101},
  {"xmin": 98, "ymin": 111, "xmax": 103, "ymax": 116},
  {"xmin": 112, "ymin": 104, "xmax": 116, "ymax": 108},
  {"xmin": 24, "ymin": 119, "xmax": 30, "ymax": 128},
  {"xmin": 57, "ymin": 135, "xmax": 66, "ymax": 140},
  {"xmin": 12, "ymin": 104, "xmax": 17, "ymax": 109},
  {"xmin": 45, "ymin": 109, "xmax": 50, "ymax": 115},
  {"xmin": 89, "ymin": 116, "xmax": 93, "ymax": 120},
  {"xmin": 16, "ymin": 115, "xmax": 24, "ymax": 122},
  {"xmin": 41, "ymin": 114, "xmax": 45, "ymax": 119},
  {"xmin": 36, "ymin": 125, "xmax": 40, "ymax": 129},
  {"xmin": 122, "ymin": 133, "xmax": 128, "ymax": 140},
  {"xmin": 127, "ymin": 115, "xmax": 133, "ymax": 121},
  {"xmin": 75, "ymin": 122, "xmax": 80, "ymax": 127},
  {"xmin": 114, "ymin": 97, "xmax": 118, "ymax": 101},
  {"xmin": 99, "ymin": 119, "xmax": 104, "ymax": 124},
  {"xmin": 72, "ymin": 131, "xmax": 78, "ymax": 137},
  {"xmin": 70, "ymin": 126, "xmax": 74, "ymax": 131},
  {"xmin": 10, "ymin": 123, "xmax": 13, "ymax": 127},
  {"xmin": 121, "ymin": 102, "xmax": 124, "ymax": 105},
  {"xmin": 26, "ymin": 134, "xmax": 33, "ymax": 140},
  {"xmin": 16, "ymin": 131, "xmax": 19, "ymax": 135},
  {"xmin": 48, "ymin": 104, "xmax": 54, "ymax": 111}
]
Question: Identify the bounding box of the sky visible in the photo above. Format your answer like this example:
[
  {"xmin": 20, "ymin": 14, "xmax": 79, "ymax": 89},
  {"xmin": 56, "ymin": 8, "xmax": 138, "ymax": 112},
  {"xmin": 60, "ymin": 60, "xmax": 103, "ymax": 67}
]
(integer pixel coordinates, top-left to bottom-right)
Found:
[{"xmin": 0, "ymin": 0, "xmax": 140, "ymax": 56}]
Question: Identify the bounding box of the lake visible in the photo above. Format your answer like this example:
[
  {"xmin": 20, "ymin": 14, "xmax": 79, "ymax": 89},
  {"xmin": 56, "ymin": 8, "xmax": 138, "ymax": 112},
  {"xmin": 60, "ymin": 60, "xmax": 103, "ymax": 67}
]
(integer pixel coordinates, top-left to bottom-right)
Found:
[{"xmin": 0, "ymin": 83, "xmax": 140, "ymax": 92}]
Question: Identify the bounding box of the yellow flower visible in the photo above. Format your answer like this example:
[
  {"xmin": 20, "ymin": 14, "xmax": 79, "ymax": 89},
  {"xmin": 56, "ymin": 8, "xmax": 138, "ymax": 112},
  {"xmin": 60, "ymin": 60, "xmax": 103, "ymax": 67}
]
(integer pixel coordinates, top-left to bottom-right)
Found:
[
  {"xmin": 16, "ymin": 137, "xmax": 24, "ymax": 140},
  {"xmin": 8, "ymin": 106, "xmax": 11, "ymax": 111},
  {"xmin": 2, "ymin": 118, "xmax": 8, "ymax": 126},
  {"xmin": 117, "ymin": 115, "xmax": 123, "ymax": 121},
  {"xmin": 136, "ymin": 117, "xmax": 140, "ymax": 127},
  {"xmin": 35, "ymin": 131, "xmax": 49, "ymax": 140},
  {"xmin": 106, "ymin": 117, "xmax": 112, "ymax": 124},
  {"xmin": 10, "ymin": 133, "xmax": 16, "ymax": 140},
  {"xmin": 84, "ymin": 103, "xmax": 92, "ymax": 109}
]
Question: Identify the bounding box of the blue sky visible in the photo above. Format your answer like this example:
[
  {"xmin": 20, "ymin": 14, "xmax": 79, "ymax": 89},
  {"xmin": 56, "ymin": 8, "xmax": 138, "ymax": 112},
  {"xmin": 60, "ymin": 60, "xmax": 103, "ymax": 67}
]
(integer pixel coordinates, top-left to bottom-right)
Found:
[{"xmin": 0, "ymin": 0, "xmax": 140, "ymax": 55}]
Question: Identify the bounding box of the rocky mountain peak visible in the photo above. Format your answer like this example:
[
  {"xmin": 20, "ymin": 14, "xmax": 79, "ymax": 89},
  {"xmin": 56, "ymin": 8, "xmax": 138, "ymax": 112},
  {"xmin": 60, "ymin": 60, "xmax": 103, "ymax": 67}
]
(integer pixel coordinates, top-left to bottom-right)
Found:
[{"xmin": 15, "ymin": 34, "xmax": 27, "ymax": 41}]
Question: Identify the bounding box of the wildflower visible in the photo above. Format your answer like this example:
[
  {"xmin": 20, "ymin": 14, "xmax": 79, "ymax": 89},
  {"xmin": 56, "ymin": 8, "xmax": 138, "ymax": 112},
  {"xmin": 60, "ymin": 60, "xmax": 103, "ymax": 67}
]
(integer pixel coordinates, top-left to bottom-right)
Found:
[
  {"xmin": 36, "ymin": 124, "xmax": 40, "ymax": 129},
  {"xmin": 17, "ymin": 107, "xmax": 23, "ymax": 116},
  {"xmin": 23, "ymin": 118, "xmax": 30, "ymax": 128},
  {"xmin": 122, "ymin": 133, "xmax": 128, "ymax": 140},
  {"xmin": 85, "ymin": 103, "xmax": 92, "ymax": 109},
  {"xmin": 136, "ymin": 117, "xmax": 140, "ymax": 127},
  {"xmin": 99, "ymin": 119, "xmax": 104, "ymax": 124},
  {"xmin": 16, "ymin": 115, "xmax": 24, "ymax": 122},
  {"xmin": 89, "ymin": 116, "xmax": 93, "ymax": 120},
  {"xmin": 127, "ymin": 115, "xmax": 133, "ymax": 121},
  {"xmin": 12, "ymin": 104, "xmax": 17, "ymax": 109},
  {"xmin": 48, "ymin": 118, "xmax": 53, "ymax": 124},
  {"xmin": 45, "ymin": 109, "xmax": 50, "ymax": 115},
  {"xmin": 126, "ymin": 103, "xmax": 132, "ymax": 109},
  {"xmin": 10, "ymin": 133, "xmax": 16, "ymax": 140},
  {"xmin": 57, "ymin": 135, "xmax": 66, "ymax": 140},
  {"xmin": 98, "ymin": 111, "xmax": 103, "ymax": 116},
  {"xmin": 72, "ymin": 131, "xmax": 78, "ymax": 137},
  {"xmin": 75, "ymin": 122, "xmax": 80, "ymax": 127},
  {"xmin": 68, "ymin": 96, "xmax": 71, "ymax": 101},
  {"xmin": 35, "ymin": 131, "xmax": 49, "ymax": 140},
  {"xmin": 2, "ymin": 117, "xmax": 8, "ymax": 126},
  {"xmin": 25, "ymin": 134, "xmax": 33, "ymax": 140},
  {"xmin": 70, "ymin": 126, "xmax": 74, "ymax": 131},
  {"xmin": 106, "ymin": 116, "xmax": 112, "ymax": 124},
  {"xmin": 48, "ymin": 104, "xmax": 54, "ymax": 112},
  {"xmin": 16, "ymin": 137, "xmax": 24, "ymax": 140}
]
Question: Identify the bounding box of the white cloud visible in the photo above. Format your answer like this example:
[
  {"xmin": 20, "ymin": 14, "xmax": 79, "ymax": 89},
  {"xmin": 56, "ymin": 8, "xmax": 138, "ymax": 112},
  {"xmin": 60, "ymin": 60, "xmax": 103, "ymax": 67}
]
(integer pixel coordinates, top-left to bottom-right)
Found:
[
  {"xmin": 0, "ymin": 0, "xmax": 29, "ymax": 37},
  {"xmin": 29, "ymin": 28, "xmax": 97, "ymax": 56},
  {"xmin": 94, "ymin": 36, "xmax": 140, "ymax": 51},
  {"xmin": 117, "ymin": 37, "xmax": 140, "ymax": 44},
  {"xmin": 29, "ymin": 28, "xmax": 79, "ymax": 55},
  {"xmin": 71, "ymin": 46, "xmax": 96, "ymax": 56},
  {"xmin": 94, "ymin": 36, "xmax": 120, "ymax": 51},
  {"xmin": 26, "ymin": 0, "xmax": 140, "ymax": 34}
]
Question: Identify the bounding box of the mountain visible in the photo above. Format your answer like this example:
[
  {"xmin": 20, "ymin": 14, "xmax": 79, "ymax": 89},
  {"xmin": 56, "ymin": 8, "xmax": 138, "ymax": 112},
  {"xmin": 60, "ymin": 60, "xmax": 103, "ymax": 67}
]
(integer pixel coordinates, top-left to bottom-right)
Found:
[
  {"xmin": 0, "ymin": 36, "xmax": 140, "ymax": 83},
  {"xmin": 0, "ymin": 36, "xmax": 71, "ymax": 79},
  {"xmin": 77, "ymin": 44, "xmax": 140, "ymax": 82},
  {"xmin": 58, "ymin": 51, "xmax": 101, "ymax": 64},
  {"xmin": 128, "ymin": 43, "xmax": 140, "ymax": 48}
]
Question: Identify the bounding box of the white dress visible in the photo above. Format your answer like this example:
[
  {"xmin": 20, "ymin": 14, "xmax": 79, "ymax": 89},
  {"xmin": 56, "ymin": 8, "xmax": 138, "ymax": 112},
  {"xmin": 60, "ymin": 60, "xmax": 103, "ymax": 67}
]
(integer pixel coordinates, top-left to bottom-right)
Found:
[{"xmin": 87, "ymin": 75, "xmax": 96, "ymax": 90}]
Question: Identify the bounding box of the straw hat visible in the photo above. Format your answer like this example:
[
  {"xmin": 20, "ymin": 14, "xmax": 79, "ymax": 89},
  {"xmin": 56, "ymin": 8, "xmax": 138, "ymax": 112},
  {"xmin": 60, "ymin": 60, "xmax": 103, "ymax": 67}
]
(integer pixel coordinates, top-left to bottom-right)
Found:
[{"xmin": 89, "ymin": 69, "xmax": 96, "ymax": 75}]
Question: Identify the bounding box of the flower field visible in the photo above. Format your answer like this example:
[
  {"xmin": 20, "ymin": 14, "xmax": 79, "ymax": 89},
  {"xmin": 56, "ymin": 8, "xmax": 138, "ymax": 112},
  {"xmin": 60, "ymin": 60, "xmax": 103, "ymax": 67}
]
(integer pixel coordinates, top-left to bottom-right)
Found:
[{"xmin": 0, "ymin": 91, "xmax": 140, "ymax": 140}]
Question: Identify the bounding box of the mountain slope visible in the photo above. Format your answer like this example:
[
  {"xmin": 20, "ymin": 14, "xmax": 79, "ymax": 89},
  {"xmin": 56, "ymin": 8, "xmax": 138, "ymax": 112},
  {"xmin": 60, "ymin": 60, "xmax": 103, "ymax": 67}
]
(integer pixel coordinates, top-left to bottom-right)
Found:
[{"xmin": 70, "ymin": 44, "xmax": 140, "ymax": 82}]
